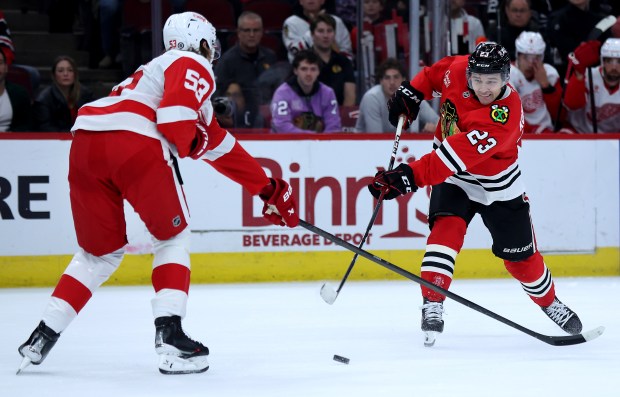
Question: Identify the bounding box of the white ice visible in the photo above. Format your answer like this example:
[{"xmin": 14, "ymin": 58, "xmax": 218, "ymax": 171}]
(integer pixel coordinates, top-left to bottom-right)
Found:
[{"xmin": 2, "ymin": 277, "xmax": 618, "ymax": 397}]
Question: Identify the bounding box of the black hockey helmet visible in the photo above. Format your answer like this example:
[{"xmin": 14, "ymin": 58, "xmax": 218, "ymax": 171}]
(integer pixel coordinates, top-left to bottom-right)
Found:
[{"xmin": 466, "ymin": 42, "xmax": 511, "ymax": 86}]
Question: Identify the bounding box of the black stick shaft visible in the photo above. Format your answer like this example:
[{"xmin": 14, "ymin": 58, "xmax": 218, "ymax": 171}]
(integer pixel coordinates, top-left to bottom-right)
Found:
[
  {"xmin": 333, "ymin": 116, "xmax": 405, "ymax": 295},
  {"xmin": 302, "ymin": 219, "xmax": 597, "ymax": 346}
]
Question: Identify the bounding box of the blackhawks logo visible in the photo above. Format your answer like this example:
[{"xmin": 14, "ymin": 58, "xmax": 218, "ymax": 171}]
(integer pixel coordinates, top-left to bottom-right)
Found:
[
  {"xmin": 490, "ymin": 104, "xmax": 509, "ymax": 124},
  {"xmin": 440, "ymin": 100, "xmax": 461, "ymax": 139}
]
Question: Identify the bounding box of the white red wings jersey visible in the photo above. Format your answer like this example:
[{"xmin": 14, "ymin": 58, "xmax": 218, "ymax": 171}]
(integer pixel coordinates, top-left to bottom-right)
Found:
[
  {"xmin": 564, "ymin": 66, "xmax": 620, "ymax": 133},
  {"xmin": 72, "ymin": 49, "xmax": 270, "ymax": 195},
  {"xmin": 509, "ymin": 63, "xmax": 559, "ymax": 134},
  {"xmin": 409, "ymin": 55, "xmax": 525, "ymax": 205}
]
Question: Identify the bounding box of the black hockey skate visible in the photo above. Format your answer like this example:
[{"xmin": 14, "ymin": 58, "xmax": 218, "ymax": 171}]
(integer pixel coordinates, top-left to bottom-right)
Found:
[
  {"xmin": 155, "ymin": 315, "xmax": 209, "ymax": 374},
  {"xmin": 421, "ymin": 299, "xmax": 444, "ymax": 347},
  {"xmin": 541, "ymin": 297, "xmax": 583, "ymax": 335},
  {"xmin": 17, "ymin": 321, "xmax": 60, "ymax": 374}
]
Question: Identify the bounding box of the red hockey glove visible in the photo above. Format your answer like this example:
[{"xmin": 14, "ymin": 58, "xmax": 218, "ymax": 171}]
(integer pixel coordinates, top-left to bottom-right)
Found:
[
  {"xmin": 569, "ymin": 40, "xmax": 602, "ymax": 75},
  {"xmin": 368, "ymin": 164, "xmax": 418, "ymax": 200},
  {"xmin": 188, "ymin": 122, "xmax": 209, "ymax": 160},
  {"xmin": 259, "ymin": 178, "xmax": 299, "ymax": 227},
  {"xmin": 387, "ymin": 81, "xmax": 424, "ymax": 129}
]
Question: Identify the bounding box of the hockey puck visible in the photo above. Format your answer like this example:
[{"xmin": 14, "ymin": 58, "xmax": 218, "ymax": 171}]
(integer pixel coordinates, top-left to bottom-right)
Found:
[{"xmin": 333, "ymin": 354, "xmax": 350, "ymax": 364}]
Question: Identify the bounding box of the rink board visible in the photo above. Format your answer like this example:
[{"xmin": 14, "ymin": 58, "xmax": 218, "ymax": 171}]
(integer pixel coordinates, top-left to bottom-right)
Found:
[{"xmin": 0, "ymin": 133, "xmax": 618, "ymax": 287}]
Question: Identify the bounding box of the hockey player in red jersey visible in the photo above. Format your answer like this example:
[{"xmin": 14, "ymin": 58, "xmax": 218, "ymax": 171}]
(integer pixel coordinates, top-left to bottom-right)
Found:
[
  {"xmin": 17, "ymin": 12, "xmax": 299, "ymax": 375},
  {"xmin": 368, "ymin": 42, "xmax": 582, "ymax": 347}
]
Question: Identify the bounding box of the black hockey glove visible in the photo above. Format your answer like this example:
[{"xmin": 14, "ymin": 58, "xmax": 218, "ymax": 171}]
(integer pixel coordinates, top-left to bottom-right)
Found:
[
  {"xmin": 387, "ymin": 81, "xmax": 424, "ymax": 129},
  {"xmin": 368, "ymin": 164, "xmax": 418, "ymax": 200}
]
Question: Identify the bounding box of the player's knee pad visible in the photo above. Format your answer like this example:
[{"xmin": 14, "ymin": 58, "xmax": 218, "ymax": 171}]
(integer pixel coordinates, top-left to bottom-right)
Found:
[
  {"xmin": 64, "ymin": 248, "xmax": 125, "ymax": 291},
  {"xmin": 152, "ymin": 228, "xmax": 191, "ymax": 269}
]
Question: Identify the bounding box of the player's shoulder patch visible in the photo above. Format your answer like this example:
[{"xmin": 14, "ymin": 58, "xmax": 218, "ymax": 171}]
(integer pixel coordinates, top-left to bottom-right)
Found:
[{"xmin": 489, "ymin": 104, "xmax": 509, "ymax": 124}]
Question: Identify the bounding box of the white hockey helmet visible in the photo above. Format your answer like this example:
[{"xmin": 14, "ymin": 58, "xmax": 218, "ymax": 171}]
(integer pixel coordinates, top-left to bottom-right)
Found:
[
  {"xmin": 601, "ymin": 38, "xmax": 620, "ymax": 60},
  {"xmin": 515, "ymin": 31, "xmax": 546, "ymax": 56},
  {"xmin": 163, "ymin": 12, "xmax": 220, "ymax": 61}
]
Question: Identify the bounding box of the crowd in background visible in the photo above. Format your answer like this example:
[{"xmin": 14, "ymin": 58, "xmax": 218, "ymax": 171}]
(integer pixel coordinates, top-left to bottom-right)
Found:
[{"xmin": 1, "ymin": 0, "xmax": 619, "ymax": 134}]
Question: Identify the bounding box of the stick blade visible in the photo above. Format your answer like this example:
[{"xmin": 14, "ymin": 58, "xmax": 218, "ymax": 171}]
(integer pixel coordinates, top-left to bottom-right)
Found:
[
  {"xmin": 582, "ymin": 326, "xmax": 605, "ymax": 342},
  {"xmin": 545, "ymin": 326, "xmax": 605, "ymax": 346},
  {"xmin": 320, "ymin": 283, "xmax": 338, "ymax": 305}
]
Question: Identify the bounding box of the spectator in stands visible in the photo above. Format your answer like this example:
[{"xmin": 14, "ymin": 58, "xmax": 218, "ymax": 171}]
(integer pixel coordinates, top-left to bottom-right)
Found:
[
  {"xmin": 224, "ymin": 82, "xmax": 265, "ymax": 129},
  {"xmin": 450, "ymin": 0, "xmax": 487, "ymax": 55},
  {"xmin": 215, "ymin": 10, "xmax": 280, "ymax": 121},
  {"xmin": 0, "ymin": 10, "xmax": 15, "ymax": 66},
  {"xmin": 310, "ymin": 14, "xmax": 356, "ymax": 106},
  {"xmin": 271, "ymin": 50, "xmax": 341, "ymax": 133},
  {"xmin": 355, "ymin": 58, "xmax": 438, "ymax": 133},
  {"xmin": 283, "ymin": 0, "xmax": 352, "ymax": 63},
  {"xmin": 0, "ymin": 9, "xmax": 40, "ymax": 96},
  {"xmin": 563, "ymin": 38, "xmax": 620, "ymax": 133},
  {"xmin": 546, "ymin": 0, "xmax": 608, "ymax": 79},
  {"xmin": 509, "ymin": 32, "xmax": 562, "ymax": 134},
  {"xmin": 34, "ymin": 56, "xmax": 93, "ymax": 132},
  {"xmin": 488, "ymin": 0, "xmax": 542, "ymax": 61},
  {"xmin": 0, "ymin": 49, "xmax": 31, "ymax": 132}
]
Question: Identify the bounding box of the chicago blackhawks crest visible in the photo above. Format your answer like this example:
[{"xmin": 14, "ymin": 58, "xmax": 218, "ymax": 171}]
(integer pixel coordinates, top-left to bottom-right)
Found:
[
  {"xmin": 440, "ymin": 99, "xmax": 461, "ymax": 139},
  {"xmin": 490, "ymin": 104, "xmax": 509, "ymax": 124}
]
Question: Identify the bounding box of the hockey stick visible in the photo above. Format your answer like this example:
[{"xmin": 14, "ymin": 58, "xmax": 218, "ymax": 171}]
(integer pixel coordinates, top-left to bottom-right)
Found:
[
  {"xmin": 300, "ymin": 219, "xmax": 605, "ymax": 346},
  {"xmin": 319, "ymin": 115, "xmax": 406, "ymax": 304}
]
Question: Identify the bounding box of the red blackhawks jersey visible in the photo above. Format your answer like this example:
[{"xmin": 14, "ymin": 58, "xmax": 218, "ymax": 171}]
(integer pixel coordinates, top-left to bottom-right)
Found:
[
  {"xmin": 72, "ymin": 49, "xmax": 269, "ymax": 195},
  {"xmin": 408, "ymin": 55, "xmax": 525, "ymax": 205}
]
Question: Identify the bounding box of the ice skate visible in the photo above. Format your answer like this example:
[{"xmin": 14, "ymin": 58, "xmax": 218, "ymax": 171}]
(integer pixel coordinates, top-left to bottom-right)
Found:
[
  {"xmin": 17, "ymin": 321, "xmax": 61, "ymax": 374},
  {"xmin": 154, "ymin": 315, "xmax": 209, "ymax": 374},
  {"xmin": 541, "ymin": 297, "xmax": 583, "ymax": 335},
  {"xmin": 421, "ymin": 299, "xmax": 444, "ymax": 347}
]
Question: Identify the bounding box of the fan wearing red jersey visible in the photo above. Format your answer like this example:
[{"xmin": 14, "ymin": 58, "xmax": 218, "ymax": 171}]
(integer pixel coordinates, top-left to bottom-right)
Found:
[
  {"xmin": 369, "ymin": 43, "xmax": 583, "ymax": 347},
  {"xmin": 17, "ymin": 12, "xmax": 298, "ymax": 376}
]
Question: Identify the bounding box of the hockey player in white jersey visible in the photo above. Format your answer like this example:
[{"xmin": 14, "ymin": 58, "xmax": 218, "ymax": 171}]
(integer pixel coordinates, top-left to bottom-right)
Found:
[
  {"xmin": 564, "ymin": 37, "xmax": 620, "ymax": 133},
  {"xmin": 17, "ymin": 12, "xmax": 299, "ymax": 375},
  {"xmin": 509, "ymin": 31, "xmax": 562, "ymax": 134}
]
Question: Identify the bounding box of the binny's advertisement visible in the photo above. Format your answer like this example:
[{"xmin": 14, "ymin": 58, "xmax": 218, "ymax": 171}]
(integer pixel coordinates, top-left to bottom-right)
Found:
[{"xmin": 0, "ymin": 136, "xmax": 618, "ymax": 256}]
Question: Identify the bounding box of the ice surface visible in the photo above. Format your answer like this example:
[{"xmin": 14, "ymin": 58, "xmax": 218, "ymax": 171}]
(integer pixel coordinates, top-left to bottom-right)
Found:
[{"xmin": 2, "ymin": 278, "xmax": 618, "ymax": 397}]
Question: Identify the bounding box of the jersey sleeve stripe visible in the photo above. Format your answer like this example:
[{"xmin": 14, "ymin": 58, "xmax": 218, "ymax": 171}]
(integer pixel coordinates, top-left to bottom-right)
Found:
[
  {"xmin": 157, "ymin": 105, "xmax": 198, "ymax": 124},
  {"xmin": 437, "ymin": 141, "xmax": 465, "ymax": 173},
  {"xmin": 201, "ymin": 131, "xmax": 236, "ymax": 161}
]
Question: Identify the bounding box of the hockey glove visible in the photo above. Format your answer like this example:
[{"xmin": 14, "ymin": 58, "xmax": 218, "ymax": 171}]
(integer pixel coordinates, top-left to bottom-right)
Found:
[
  {"xmin": 569, "ymin": 40, "xmax": 601, "ymax": 75},
  {"xmin": 259, "ymin": 178, "xmax": 299, "ymax": 227},
  {"xmin": 387, "ymin": 81, "xmax": 424, "ymax": 129},
  {"xmin": 188, "ymin": 122, "xmax": 209, "ymax": 160},
  {"xmin": 368, "ymin": 164, "xmax": 418, "ymax": 200}
]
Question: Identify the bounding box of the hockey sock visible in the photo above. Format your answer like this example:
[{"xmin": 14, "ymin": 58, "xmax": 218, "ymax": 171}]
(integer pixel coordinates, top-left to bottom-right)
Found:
[
  {"xmin": 504, "ymin": 251, "xmax": 555, "ymax": 307},
  {"xmin": 41, "ymin": 249, "xmax": 123, "ymax": 332},
  {"xmin": 421, "ymin": 216, "xmax": 466, "ymax": 302}
]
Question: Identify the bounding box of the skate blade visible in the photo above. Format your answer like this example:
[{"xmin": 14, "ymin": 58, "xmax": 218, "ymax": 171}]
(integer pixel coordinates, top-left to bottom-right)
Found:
[
  {"xmin": 424, "ymin": 331, "xmax": 438, "ymax": 347},
  {"xmin": 158, "ymin": 354, "xmax": 209, "ymax": 375},
  {"xmin": 16, "ymin": 357, "xmax": 32, "ymax": 375}
]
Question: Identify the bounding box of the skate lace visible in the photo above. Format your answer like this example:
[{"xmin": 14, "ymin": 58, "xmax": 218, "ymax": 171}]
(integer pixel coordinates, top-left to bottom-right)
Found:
[
  {"xmin": 421, "ymin": 301, "xmax": 444, "ymax": 321},
  {"xmin": 544, "ymin": 300, "xmax": 573, "ymax": 326}
]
